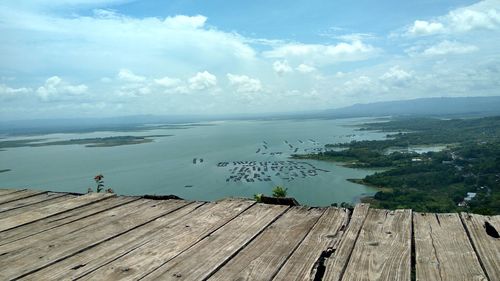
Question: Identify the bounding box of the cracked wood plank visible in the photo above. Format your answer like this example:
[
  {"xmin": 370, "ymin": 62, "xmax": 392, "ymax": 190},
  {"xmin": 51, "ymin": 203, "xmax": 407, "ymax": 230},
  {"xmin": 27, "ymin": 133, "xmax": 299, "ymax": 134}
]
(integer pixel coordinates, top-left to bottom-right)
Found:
[
  {"xmin": 77, "ymin": 199, "xmax": 255, "ymax": 281},
  {"xmin": 0, "ymin": 192, "xmax": 115, "ymax": 232},
  {"xmin": 0, "ymin": 194, "xmax": 75, "ymax": 219},
  {"xmin": 272, "ymin": 207, "xmax": 350, "ymax": 281},
  {"xmin": 23, "ymin": 201, "xmax": 202, "ymax": 280},
  {"xmin": 207, "ymin": 207, "xmax": 325, "ymax": 281},
  {"xmin": 0, "ymin": 189, "xmax": 46, "ymax": 205},
  {"xmin": 461, "ymin": 212, "xmax": 500, "ymax": 281},
  {"xmin": 340, "ymin": 208, "xmax": 412, "ymax": 281},
  {"xmin": 0, "ymin": 196, "xmax": 137, "ymax": 246},
  {"xmin": 142, "ymin": 203, "xmax": 288, "ymax": 280},
  {"xmin": 0, "ymin": 198, "xmax": 188, "ymax": 280},
  {"xmin": 323, "ymin": 203, "xmax": 370, "ymax": 281},
  {"xmin": 414, "ymin": 212, "xmax": 487, "ymax": 281}
]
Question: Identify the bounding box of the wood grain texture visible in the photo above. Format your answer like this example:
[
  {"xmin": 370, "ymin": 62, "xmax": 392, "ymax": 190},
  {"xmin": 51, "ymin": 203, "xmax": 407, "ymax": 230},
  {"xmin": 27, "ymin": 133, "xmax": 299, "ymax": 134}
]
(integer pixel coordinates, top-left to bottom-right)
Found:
[
  {"xmin": 0, "ymin": 192, "xmax": 67, "ymax": 213},
  {"xmin": 78, "ymin": 199, "xmax": 255, "ymax": 281},
  {"xmin": 0, "ymin": 196, "xmax": 137, "ymax": 246},
  {"xmin": 0, "ymin": 198, "xmax": 187, "ymax": 280},
  {"xmin": 461, "ymin": 212, "xmax": 500, "ymax": 281},
  {"xmin": 0, "ymin": 189, "xmax": 45, "ymax": 205},
  {"xmin": 142, "ymin": 203, "xmax": 289, "ymax": 280},
  {"xmin": 273, "ymin": 207, "xmax": 350, "ymax": 281},
  {"xmin": 340, "ymin": 208, "xmax": 412, "ymax": 281},
  {"xmin": 0, "ymin": 192, "xmax": 114, "ymax": 232},
  {"xmin": 0, "ymin": 188, "xmax": 26, "ymax": 197},
  {"xmin": 0, "ymin": 194, "xmax": 75, "ymax": 219},
  {"xmin": 323, "ymin": 203, "xmax": 370, "ymax": 281},
  {"xmin": 24, "ymin": 201, "xmax": 202, "ymax": 281},
  {"xmin": 414, "ymin": 213, "xmax": 487, "ymax": 281},
  {"xmin": 208, "ymin": 207, "xmax": 324, "ymax": 281}
]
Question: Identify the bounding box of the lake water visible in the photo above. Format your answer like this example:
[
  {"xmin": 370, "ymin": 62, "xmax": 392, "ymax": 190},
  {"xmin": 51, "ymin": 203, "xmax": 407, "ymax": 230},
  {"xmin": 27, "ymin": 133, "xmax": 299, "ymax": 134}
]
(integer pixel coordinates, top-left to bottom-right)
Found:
[{"xmin": 0, "ymin": 118, "xmax": 389, "ymax": 206}]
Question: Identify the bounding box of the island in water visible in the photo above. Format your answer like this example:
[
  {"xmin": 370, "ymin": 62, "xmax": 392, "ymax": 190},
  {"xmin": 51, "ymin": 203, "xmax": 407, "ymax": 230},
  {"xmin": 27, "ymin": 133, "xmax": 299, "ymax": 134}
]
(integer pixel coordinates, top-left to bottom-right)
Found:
[
  {"xmin": 293, "ymin": 116, "xmax": 500, "ymax": 215},
  {"xmin": 0, "ymin": 135, "xmax": 172, "ymax": 149}
]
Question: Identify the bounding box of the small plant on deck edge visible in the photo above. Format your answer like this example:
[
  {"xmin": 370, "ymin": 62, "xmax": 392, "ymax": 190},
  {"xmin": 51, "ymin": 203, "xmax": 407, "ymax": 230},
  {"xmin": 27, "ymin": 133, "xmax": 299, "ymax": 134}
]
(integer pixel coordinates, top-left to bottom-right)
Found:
[
  {"xmin": 272, "ymin": 185, "xmax": 288, "ymax": 198},
  {"xmin": 88, "ymin": 174, "xmax": 114, "ymax": 193}
]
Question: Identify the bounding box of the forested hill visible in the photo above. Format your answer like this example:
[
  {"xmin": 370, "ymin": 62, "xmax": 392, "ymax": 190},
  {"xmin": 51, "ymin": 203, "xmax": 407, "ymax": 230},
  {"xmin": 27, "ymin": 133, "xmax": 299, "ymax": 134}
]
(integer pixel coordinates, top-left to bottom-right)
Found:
[{"xmin": 324, "ymin": 96, "xmax": 500, "ymax": 118}]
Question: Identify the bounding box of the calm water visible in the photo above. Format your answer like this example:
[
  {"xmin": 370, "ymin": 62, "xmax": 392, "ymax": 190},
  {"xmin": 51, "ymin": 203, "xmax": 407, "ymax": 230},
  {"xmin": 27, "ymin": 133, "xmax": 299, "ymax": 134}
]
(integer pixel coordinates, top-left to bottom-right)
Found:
[{"xmin": 0, "ymin": 118, "xmax": 389, "ymax": 206}]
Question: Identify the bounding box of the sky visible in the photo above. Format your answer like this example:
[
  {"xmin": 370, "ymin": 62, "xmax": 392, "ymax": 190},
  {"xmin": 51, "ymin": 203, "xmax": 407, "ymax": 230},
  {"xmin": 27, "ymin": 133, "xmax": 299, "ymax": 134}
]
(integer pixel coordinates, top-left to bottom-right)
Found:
[{"xmin": 0, "ymin": 0, "xmax": 499, "ymax": 120}]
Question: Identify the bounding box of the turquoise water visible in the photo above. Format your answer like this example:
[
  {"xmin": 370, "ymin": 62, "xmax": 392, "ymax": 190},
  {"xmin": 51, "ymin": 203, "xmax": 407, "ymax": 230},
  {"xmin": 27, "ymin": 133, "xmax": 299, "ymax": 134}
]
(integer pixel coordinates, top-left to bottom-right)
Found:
[{"xmin": 0, "ymin": 118, "xmax": 388, "ymax": 206}]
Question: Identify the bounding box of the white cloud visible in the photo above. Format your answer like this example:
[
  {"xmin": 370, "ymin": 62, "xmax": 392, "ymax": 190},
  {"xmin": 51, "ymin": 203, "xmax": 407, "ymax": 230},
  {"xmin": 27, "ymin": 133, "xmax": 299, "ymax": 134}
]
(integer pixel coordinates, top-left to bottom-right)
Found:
[
  {"xmin": 36, "ymin": 76, "xmax": 88, "ymax": 101},
  {"xmin": 422, "ymin": 40, "xmax": 478, "ymax": 56},
  {"xmin": 227, "ymin": 74, "xmax": 262, "ymax": 93},
  {"xmin": 0, "ymin": 84, "xmax": 32, "ymax": 101},
  {"xmin": 163, "ymin": 15, "xmax": 207, "ymax": 29},
  {"xmin": 188, "ymin": 71, "xmax": 217, "ymax": 90},
  {"xmin": 264, "ymin": 40, "xmax": 378, "ymax": 65},
  {"xmin": 380, "ymin": 66, "xmax": 412, "ymax": 81},
  {"xmin": 406, "ymin": 0, "xmax": 500, "ymax": 36},
  {"xmin": 273, "ymin": 60, "xmax": 293, "ymax": 75},
  {"xmin": 449, "ymin": 4, "xmax": 500, "ymax": 32},
  {"xmin": 296, "ymin": 64, "xmax": 316, "ymax": 73},
  {"xmin": 407, "ymin": 20, "xmax": 445, "ymax": 36},
  {"xmin": 154, "ymin": 76, "xmax": 182, "ymax": 88},
  {"xmin": 117, "ymin": 69, "xmax": 146, "ymax": 83}
]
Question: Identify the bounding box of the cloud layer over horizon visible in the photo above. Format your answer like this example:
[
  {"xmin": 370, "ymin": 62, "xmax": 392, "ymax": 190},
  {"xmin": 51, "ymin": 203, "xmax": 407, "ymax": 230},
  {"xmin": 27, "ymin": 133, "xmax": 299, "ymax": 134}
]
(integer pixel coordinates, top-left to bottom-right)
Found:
[{"xmin": 0, "ymin": 0, "xmax": 499, "ymax": 120}]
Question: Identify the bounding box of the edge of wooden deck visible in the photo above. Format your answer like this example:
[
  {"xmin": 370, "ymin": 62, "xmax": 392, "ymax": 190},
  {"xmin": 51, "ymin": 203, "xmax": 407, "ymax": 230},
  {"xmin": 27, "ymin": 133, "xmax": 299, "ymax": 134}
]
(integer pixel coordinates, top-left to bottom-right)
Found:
[{"xmin": 0, "ymin": 188, "xmax": 498, "ymax": 281}]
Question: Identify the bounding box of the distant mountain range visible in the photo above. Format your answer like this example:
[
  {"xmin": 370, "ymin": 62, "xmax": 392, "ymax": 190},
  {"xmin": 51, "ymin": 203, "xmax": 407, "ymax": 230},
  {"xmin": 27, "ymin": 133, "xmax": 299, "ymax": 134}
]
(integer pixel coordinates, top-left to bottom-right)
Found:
[
  {"xmin": 323, "ymin": 96, "xmax": 500, "ymax": 118},
  {"xmin": 2, "ymin": 96, "xmax": 500, "ymax": 136}
]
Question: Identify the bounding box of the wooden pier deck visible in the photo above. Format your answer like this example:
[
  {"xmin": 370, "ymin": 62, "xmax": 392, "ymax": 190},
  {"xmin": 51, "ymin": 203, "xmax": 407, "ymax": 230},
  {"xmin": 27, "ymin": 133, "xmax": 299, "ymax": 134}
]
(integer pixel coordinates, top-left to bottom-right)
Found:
[{"xmin": 0, "ymin": 188, "xmax": 498, "ymax": 280}]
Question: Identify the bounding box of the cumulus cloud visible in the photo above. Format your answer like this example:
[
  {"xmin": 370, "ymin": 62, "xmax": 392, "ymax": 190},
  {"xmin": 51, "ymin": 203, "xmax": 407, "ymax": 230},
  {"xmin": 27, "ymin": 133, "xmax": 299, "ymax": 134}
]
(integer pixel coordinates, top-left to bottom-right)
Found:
[
  {"xmin": 154, "ymin": 76, "xmax": 182, "ymax": 88},
  {"xmin": 163, "ymin": 14, "xmax": 207, "ymax": 29},
  {"xmin": 188, "ymin": 71, "xmax": 217, "ymax": 90},
  {"xmin": 264, "ymin": 40, "xmax": 378, "ymax": 65},
  {"xmin": 36, "ymin": 76, "xmax": 88, "ymax": 101},
  {"xmin": 117, "ymin": 69, "xmax": 146, "ymax": 83},
  {"xmin": 0, "ymin": 84, "xmax": 32, "ymax": 101},
  {"xmin": 406, "ymin": 0, "xmax": 500, "ymax": 36},
  {"xmin": 407, "ymin": 20, "xmax": 445, "ymax": 36},
  {"xmin": 273, "ymin": 60, "xmax": 293, "ymax": 75},
  {"xmin": 296, "ymin": 64, "xmax": 316, "ymax": 73},
  {"xmin": 380, "ymin": 66, "xmax": 412, "ymax": 81},
  {"xmin": 422, "ymin": 41, "xmax": 478, "ymax": 56},
  {"xmin": 227, "ymin": 74, "xmax": 262, "ymax": 93}
]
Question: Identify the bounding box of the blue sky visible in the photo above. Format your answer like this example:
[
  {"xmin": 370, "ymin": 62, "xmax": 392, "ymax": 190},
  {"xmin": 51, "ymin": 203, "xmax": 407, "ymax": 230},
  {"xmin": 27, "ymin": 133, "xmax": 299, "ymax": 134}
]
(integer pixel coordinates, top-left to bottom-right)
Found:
[{"xmin": 0, "ymin": 0, "xmax": 499, "ymax": 120}]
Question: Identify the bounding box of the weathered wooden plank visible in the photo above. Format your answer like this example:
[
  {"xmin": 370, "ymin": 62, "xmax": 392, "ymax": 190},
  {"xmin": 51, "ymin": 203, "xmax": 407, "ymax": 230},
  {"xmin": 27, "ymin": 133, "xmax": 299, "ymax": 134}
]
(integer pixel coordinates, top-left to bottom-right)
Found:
[
  {"xmin": 461, "ymin": 212, "xmax": 500, "ymax": 281},
  {"xmin": 78, "ymin": 199, "xmax": 255, "ymax": 281},
  {"xmin": 340, "ymin": 208, "xmax": 412, "ymax": 281},
  {"xmin": 0, "ymin": 189, "xmax": 46, "ymax": 205},
  {"xmin": 142, "ymin": 203, "xmax": 289, "ymax": 280},
  {"xmin": 0, "ymin": 192, "xmax": 67, "ymax": 213},
  {"xmin": 0, "ymin": 194, "xmax": 75, "ymax": 219},
  {"xmin": 0, "ymin": 196, "xmax": 137, "ymax": 246},
  {"xmin": 414, "ymin": 213, "xmax": 487, "ymax": 281},
  {"xmin": 323, "ymin": 203, "xmax": 370, "ymax": 281},
  {"xmin": 0, "ymin": 188, "xmax": 25, "ymax": 197},
  {"xmin": 24, "ymin": 201, "xmax": 203, "ymax": 281},
  {"xmin": 273, "ymin": 207, "xmax": 350, "ymax": 281},
  {"xmin": 208, "ymin": 207, "xmax": 325, "ymax": 281},
  {"xmin": 0, "ymin": 192, "xmax": 115, "ymax": 232},
  {"xmin": 0, "ymin": 199, "xmax": 150, "ymax": 253},
  {"xmin": 0, "ymin": 199, "xmax": 189, "ymax": 280}
]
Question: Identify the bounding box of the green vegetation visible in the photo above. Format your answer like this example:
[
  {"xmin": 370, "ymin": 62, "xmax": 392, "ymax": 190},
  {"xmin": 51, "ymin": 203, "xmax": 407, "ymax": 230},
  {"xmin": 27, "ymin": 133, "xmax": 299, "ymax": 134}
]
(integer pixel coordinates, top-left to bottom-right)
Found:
[
  {"xmin": 272, "ymin": 186, "xmax": 288, "ymax": 198},
  {"xmin": 88, "ymin": 174, "xmax": 114, "ymax": 193},
  {"xmin": 254, "ymin": 185, "xmax": 289, "ymax": 202},
  {"xmin": 294, "ymin": 116, "xmax": 500, "ymax": 214},
  {"xmin": 0, "ymin": 135, "xmax": 172, "ymax": 149}
]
